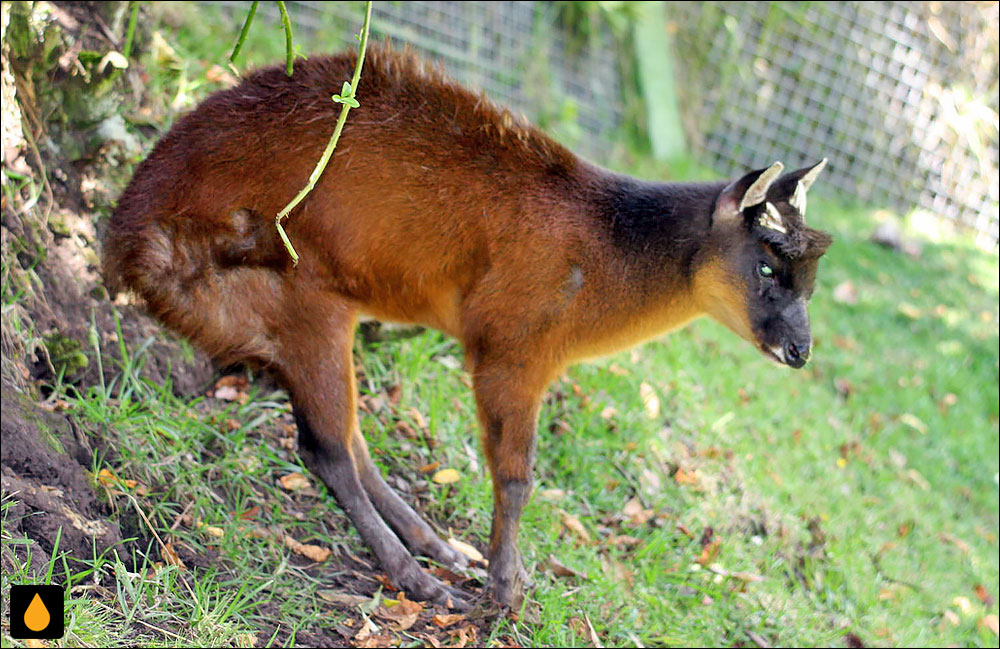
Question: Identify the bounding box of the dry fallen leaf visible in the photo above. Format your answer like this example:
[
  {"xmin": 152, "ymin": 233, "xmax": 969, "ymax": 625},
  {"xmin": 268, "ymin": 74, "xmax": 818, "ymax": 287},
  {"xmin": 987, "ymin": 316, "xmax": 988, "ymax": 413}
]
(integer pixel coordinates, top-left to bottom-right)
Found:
[
  {"xmin": 238, "ymin": 505, "xmax": 261, "ymax": 521},
  {"xmin": 584, "ymin": 613, "xmax": 603, "ymax": 648},
  {"xmin": 373, "ymin": 574, "xmax": 398, "ymax": 593},
  {"xmin": 161, "ymin": 542, "xmax": 186, "ymax": 569},
  {"xmin": 37, "ymin": 399, "xmax": 72, "ymax": 412},
  {"xmin": 705, "ymin": 563, "xmax": 765, "ymax": 582},
  {"xmin": 447, "ymin": 537, "xmax": 484, "ymax": 563},
  {"xmin": 622, "ymin": 497, "xmax": 654, "ymax": 525},
  {"xmin": 674, "ymin": 467, "xmax": 700, "ymax": 487},
  {"xmin": 974, "ymin": 584, "xmax": 994, "ymax": 607},
  {"xmin": 906, "ymin": 468, "xmax": 931, "ymax": 491},
  {"xmin": 213, "ymin": 385, "xmax": 239, "ymax": 401},
  {"xmin": 214, "ymin": 375, "xmax": 249, "ymax": 390},
  {"xmin": 448, "ymin": 624, "xmax": 478, "ymax": 648},
  {"xmin": 406, "ymin": 407, "xmax": 428, "ymax": 430},
  {"xmin": 899, "ymin": 413, "xmax": 928, "ymax": 435},
  {"xmin": 569, "ymin": 617, "xmax": 589, "ymax": 643},
  {"xmin": 568, "ymin": 614, "xmax": 604, "ymax": 647},
  {"xmin": 639, "ymin": 382, "xmax": 660, "ymax": 420},
  {"xmin": 560, "ymin": 512, "xmax": 592, "ymax": 544},
  {"xmin": 939, "ymin": 532, "xmax": 971, "ymax": 554},
  {"xmin": 395, "ymin": 420, "xmax": 418, "ymax": 439},
  {"xmin": 546, "ymin": 554, "xmax": 588, "ymax": 579},
  {"xmin": 429, "ymin": 566, "xmax": 466, "ymax": 584},
  {"xmin": 279, "ymin": 473, "xmax": 311, "ymax": 491},
  {"xmin": 538, "ymin": 488, "xmax": 566, "ymax": 501},
  {"xmin": 97, "ymin": 468, "xmax": 138, "ymax": 489},
  {"xmin": 354, "ymin": 618, "xmax": 376, "ymax": 642},
  {"xmin": 196, "ymin": 521, "xmax": 225, "ymax": 538},
  {"xmin": 607, "ymin": 534, "xmax": 643, "ymax": 549},
  {"xmin": 284, "ymin": 535, "xmax": 331, "ymax": 562},
  {"xmin": 431, "ymin": 613, "xmax": 465, "ymax": 628},
  {"xmin": 696, "ymin": 539, "xmax": 721, "ymax": 566},
  {"xmin": 419, "ymin": 461, "xmax": 441, "ymax": 474},
  {"xmin": 318, "ymin": 590, "xmax": 370, "ymax": 608},
  {"xmin": 602, "ymin": 557, "xmax": 634, "ymax": 588},
  {"xmin": 375, "ymin": 593, "xmax": 423, "ymax": 631},
  {"xmin": 607, "ymin": 363, "xmax": 629, "ymax": 376},
  {"xmin": 354, "ymin": 621, "xmax": 395, "ymax": 648},
  {"xmin": 432, "ymin": 468, "xmax": 461, "ymax": 484},
  {"xmin": 213, "ymin": 375, "xmax": 250, "ymax": 402},
  {"xmin": 416, "ymin": 633, "xmax": 444, "ymax": 648}
]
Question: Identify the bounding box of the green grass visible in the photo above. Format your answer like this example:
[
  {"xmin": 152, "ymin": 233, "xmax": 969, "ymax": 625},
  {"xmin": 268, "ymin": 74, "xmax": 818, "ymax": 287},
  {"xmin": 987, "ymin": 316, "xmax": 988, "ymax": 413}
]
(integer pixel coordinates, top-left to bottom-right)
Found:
[{"xmin": 3, "ymin": 198, "xmax": 996, "ymax": 648}]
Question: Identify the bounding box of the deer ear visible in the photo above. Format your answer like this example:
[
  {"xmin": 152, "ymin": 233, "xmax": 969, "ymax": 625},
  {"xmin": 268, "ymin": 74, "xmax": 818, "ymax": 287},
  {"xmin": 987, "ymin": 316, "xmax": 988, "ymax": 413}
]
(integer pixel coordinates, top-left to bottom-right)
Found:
[
  {"xmin": 783, "ymin": 158, "xmax": 827, "ymax": 217},
  {"xmin": 714, "ymin": 162, "xmax": 784, "ymax": 224}
]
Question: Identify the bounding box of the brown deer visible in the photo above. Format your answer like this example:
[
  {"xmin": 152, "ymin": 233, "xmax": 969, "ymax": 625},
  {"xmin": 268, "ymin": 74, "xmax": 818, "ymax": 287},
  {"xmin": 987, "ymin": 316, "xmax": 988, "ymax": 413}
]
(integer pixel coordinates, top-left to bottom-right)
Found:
[{"xmin": 103, "ymin": 45, "xmax": 832, "ymax": 610}]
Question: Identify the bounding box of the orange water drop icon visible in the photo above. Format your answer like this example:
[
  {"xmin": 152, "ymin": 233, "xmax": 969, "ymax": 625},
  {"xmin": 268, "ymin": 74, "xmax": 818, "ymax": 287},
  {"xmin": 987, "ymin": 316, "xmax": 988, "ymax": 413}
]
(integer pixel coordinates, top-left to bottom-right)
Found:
[{"xmin": 24, "ymin": 592, "xmax": 51, "ymax": 632}]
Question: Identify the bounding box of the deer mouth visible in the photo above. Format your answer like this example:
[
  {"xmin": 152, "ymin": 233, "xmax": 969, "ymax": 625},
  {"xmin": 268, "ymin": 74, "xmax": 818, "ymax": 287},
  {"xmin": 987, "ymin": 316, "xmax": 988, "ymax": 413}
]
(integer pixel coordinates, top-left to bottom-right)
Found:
[
  {"xmin": 762, "ymin": 344, "xmax": 786, "ymax": 366},
  {"xmin": 760, "ymin": 342, "xmax": 809, "ymax": 369}
]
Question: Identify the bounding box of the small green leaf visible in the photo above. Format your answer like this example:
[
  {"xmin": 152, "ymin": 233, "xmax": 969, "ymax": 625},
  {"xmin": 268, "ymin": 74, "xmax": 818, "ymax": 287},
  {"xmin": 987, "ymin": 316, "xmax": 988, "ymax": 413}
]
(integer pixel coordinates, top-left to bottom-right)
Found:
[
  {"xmin": 78, "ymin": 50, "xmax": 103, "ymax": 64},
  {"xmin": 331, "ymin": 94, "xmax": 343, "ymax": 103},
  {"xmin": 341, "ymin": 81, "xmax": 352, "ymax": 96},
  {"xmin": 343, "ymin": 97, "xmax": 360, "ymax": 108}
]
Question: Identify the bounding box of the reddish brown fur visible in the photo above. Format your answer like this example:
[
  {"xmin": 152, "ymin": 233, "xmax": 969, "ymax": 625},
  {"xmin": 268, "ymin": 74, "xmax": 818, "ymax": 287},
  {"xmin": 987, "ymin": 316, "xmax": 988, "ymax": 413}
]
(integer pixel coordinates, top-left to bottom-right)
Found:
[{"xmin": 104, "ymin": 45, "xmax": 829, "ymax": 608}]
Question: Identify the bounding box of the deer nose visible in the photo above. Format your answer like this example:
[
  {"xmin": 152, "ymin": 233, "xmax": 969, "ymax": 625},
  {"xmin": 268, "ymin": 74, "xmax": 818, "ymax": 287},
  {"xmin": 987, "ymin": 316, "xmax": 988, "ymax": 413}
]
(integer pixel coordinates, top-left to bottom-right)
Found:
[{"xmin": 785, "ymin": 341, "xmax": 810, "ymax": 367}]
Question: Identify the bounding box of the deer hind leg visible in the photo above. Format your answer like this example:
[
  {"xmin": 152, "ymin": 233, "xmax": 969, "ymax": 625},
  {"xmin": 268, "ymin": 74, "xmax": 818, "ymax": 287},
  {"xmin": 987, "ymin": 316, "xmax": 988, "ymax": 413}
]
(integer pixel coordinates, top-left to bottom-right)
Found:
[
  {"xmin": 351, "ymin": 436, "xmax": 469, "ymax": 569},
  {"xmin": 277, "ymin": 294, "xmax": 464, "ymax": 606}
]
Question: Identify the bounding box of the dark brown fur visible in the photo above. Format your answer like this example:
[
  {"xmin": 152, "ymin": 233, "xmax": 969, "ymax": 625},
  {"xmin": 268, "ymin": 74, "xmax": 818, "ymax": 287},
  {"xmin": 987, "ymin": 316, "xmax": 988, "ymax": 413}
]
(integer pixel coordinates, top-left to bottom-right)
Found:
[{"xmin": 104, "ymin": 45, "xmax": 831, "ymax": 609}]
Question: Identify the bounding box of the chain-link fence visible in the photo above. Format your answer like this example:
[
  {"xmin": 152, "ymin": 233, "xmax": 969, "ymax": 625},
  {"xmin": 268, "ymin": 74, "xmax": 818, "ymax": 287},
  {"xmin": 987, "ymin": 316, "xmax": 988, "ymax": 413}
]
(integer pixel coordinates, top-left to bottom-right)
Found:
[
  {"xmin": 206, "ymin": 1, "xmax": 999, "ymax": 242},
  {"xmin": 669, "ymin": 1, "xmax": 999, "ymax": 242},
  {"xmin": 207, "ymin": 1, "xmax": 625, "ymax": 161}
]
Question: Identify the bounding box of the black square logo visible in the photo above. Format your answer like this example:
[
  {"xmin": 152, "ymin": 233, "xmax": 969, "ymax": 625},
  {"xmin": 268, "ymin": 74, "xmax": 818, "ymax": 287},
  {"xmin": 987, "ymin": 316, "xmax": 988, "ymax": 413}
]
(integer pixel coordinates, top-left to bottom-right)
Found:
[{"xmin": 9, "ymin": 585, "xmax": 65, "ymax": 639}]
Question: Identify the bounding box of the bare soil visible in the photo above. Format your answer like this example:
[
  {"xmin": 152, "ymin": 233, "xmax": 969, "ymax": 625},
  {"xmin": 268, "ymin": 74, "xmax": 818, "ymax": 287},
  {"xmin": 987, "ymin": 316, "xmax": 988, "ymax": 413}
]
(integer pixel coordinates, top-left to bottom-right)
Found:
[{"xmin": 1, "ymin": 378, "xmax": 132, "ymax": 575}]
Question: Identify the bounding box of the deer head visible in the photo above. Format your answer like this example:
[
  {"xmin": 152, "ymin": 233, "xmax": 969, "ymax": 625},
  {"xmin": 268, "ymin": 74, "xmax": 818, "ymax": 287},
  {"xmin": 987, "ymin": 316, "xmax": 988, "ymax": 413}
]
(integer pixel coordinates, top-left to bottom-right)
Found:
[{"xmin": 697, "ymin": 160, "xmax": 833, "ymax": 368}]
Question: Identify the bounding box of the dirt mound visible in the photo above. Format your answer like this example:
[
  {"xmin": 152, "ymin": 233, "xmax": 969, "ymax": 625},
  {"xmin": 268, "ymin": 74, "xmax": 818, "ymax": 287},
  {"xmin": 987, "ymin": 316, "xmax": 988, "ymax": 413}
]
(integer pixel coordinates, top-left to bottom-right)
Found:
[
  {"xmin": 1, "ymin": 0, "xmax": 214, "ymax": 579},
  {"xmin": 1, "ymin": 379, "xmax": 133, "ymax": 576}
]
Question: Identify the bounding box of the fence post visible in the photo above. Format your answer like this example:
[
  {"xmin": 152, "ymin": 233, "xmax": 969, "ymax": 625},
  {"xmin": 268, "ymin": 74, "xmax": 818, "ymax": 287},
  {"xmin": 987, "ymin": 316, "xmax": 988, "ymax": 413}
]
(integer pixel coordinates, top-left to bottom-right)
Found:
[{"xmin": 633, "ymin": 1, "xmax": 685, "ymax": 161}]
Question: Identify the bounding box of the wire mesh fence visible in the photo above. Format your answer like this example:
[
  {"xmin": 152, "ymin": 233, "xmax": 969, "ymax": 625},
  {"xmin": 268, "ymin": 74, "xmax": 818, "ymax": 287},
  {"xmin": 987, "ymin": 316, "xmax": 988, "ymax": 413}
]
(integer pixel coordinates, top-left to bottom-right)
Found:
[
  {"xmin": 205, "ymin": 1, "xmax": 999, "ymax": 242},
  {"xmin": 206, "ymin": 1, "xmax": 625, "ymax": 161},
  {"xmin": 668, "ymin": 1, "xmax": 999, "ymax": 242}
]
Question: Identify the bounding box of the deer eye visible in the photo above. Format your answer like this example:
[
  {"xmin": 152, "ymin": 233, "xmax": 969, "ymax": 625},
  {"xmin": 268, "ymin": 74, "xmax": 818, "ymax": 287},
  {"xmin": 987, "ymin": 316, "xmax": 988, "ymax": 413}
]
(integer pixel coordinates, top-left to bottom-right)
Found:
[{"xmin": 758, "ymin": 262, "xmax": 774, "ymax": 278}]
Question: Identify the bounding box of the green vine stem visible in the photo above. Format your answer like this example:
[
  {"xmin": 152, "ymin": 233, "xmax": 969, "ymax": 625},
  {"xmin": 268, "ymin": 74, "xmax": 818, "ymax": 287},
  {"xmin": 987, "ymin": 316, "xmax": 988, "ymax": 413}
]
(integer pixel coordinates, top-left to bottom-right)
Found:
[
  {"xmin": 274, "ymin": 0, "xmax": 373, "ymax": 266},
  {"xmin": 229, "ymin": 0, "xmax": 259, "ymax": 65},
  {"xmin": 276, "ymin": 1, "xmax": 294, "ymax": 76}
]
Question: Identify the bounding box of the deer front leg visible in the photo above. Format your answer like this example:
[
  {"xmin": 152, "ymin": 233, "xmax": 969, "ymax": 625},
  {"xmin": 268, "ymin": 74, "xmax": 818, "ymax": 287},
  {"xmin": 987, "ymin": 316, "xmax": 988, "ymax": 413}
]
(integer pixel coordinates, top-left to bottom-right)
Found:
[
  {"xmin": 351, "ymin": 434, "xmax": 469, "ymax": 570},
  {"xmin": 472, "ymin": 360, "xmax": 548, "ymax": 609}
]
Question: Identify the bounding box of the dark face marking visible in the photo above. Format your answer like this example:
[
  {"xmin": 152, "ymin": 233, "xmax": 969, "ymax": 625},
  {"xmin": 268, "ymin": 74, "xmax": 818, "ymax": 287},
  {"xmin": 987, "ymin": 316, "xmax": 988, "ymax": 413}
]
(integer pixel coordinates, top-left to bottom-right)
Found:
[
  {"xmin": 742, "ymin": 242, "xmax": 816, "ymax": 367},
  {"xmin": 742, "ymin": 193, "xmax": 831, "ymax": 368},
  {"xmin": 709, "ymin": 163, "xmax": 833, "ymax": 369}
]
